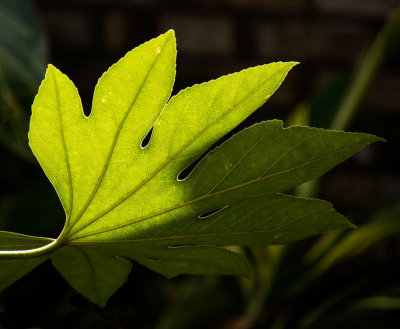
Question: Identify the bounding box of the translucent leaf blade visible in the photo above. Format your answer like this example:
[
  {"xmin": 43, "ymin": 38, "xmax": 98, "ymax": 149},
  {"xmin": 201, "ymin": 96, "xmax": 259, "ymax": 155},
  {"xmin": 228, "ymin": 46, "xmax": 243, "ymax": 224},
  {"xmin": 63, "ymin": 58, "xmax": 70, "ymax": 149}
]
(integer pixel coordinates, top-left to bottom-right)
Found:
[
  {"xmin": 29, "ymin": 31, "xmax": 176, "ymax": 225},
  {"xmin": 28, "ymin": 65, "xmax": 85, "ymax": 216},
  {"xmin": 186, "ymin": 120, "xmax": 384, "ymax": 198},
  {"xmin": 148, "ymin": 62, "xmax": 299, "ymax": 168}
]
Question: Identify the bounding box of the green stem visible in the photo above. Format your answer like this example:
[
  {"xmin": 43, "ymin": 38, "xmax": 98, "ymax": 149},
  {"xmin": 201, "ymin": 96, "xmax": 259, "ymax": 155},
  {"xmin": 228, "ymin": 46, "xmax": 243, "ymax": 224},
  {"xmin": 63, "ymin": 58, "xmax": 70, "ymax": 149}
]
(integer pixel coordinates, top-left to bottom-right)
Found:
[
  {"xmin": 331, "ymin": 7, "xmax": 400, "ymax": 131},
  {"xmin": 0, "ymin": 217, "xmax": 70, "ymax": 259},
  {"xmin": 0, "ymin": 237, "xmax": 58, "ymax": 259}
]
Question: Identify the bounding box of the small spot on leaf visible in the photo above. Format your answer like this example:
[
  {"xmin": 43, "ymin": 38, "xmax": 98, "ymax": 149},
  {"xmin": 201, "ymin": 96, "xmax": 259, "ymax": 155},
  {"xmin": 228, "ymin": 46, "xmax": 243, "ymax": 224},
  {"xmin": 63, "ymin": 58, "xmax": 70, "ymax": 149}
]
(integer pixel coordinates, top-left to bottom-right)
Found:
[
  {"xmin": 141, "ymin": 127, "xmax": 153, "ymax": 149},
  {"xmin": 146, "ymin": 256, "xmax": 161, "ymax": 261},
  {"xmin": 168, "ymin": 245, "xmax": 186, "ymax": 248},
  {"xmin": 198, "ymin": 206, "xmax": 227, "ymax": 219}
]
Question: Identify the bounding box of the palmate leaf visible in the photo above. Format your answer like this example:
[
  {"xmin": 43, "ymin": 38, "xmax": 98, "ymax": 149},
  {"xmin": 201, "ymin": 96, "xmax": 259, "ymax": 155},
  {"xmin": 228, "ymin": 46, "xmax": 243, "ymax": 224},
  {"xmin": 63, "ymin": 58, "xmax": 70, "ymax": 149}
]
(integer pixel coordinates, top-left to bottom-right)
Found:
[{"xmin": 0, "ymin": 30, "xmax": 382, "ymax": 306}]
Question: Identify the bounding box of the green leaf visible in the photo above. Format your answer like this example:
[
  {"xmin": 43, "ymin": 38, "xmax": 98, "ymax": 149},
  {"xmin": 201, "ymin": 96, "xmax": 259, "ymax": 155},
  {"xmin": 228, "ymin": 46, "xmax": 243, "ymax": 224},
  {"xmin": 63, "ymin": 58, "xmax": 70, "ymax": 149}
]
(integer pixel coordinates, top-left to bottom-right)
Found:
[
  {"xmin": 0, "ymin": 232, "xmax": 50, "ymax": 292},
  {"xmin": 51, "ymin": 246, "xmax": 132, "ymax": 307},
  {"xmin": 0, "ymin": 30, "xmax": 383, "ymax": 306}
]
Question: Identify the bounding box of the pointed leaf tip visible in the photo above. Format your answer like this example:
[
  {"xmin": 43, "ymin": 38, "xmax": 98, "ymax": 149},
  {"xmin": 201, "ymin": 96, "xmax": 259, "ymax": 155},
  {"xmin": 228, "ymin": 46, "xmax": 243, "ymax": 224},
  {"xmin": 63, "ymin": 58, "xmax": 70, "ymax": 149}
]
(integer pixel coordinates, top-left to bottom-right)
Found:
[
  {"xmin": 165, "ymin": 29, "xmax": 175, "ymax": 37},
  {"xmin": 45, "ymin": 64, "xmax": 62, "ymax": 77}
]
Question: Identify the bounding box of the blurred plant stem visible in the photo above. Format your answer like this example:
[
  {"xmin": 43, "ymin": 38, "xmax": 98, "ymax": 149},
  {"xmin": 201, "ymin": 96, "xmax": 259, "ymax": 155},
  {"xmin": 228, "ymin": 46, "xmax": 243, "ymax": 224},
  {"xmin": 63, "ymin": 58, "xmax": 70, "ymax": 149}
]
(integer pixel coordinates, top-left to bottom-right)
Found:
[
  {"xmin": 239, "ymin": 245, "xmax": 285, "ymax": 329},
  {"xmin": 0, "ymin": 70, "xmax": 34, "ymax": 163},
  {"xmin": 0, "ymin": 0, "xmax": 46, "ymax": 162},
  {"xmin": 331, "ymin": 7, "xmax": 400, "ymax": 131}
]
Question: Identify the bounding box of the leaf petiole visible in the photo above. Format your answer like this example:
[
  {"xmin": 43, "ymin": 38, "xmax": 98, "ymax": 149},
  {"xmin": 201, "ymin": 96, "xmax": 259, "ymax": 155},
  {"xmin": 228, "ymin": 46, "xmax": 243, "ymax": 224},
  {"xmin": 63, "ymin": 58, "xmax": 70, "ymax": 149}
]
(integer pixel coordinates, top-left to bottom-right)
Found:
[
  {"xmin": 0, "ymin": 237, "xmax": 57, "ymax": 259},
  {"xmin": 0, "ymin": 224, "xmax": 69, "ymax": 259}
]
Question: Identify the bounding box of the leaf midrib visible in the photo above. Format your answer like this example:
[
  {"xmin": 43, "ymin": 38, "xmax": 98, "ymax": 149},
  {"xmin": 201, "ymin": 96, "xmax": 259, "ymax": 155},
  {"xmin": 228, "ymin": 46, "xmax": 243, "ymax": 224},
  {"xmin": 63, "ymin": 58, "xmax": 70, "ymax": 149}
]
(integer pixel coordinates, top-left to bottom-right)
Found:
[
  {"xmin": 51, "ymin": 68, "xmax": 74, "ymax": 225},
  {"xmin": 69, "ymin": 206, "xmax": 332, "ymax": 245},
  {"xmin": 71, "ymin": 228, "xmax": 301, "ymax": 243}
]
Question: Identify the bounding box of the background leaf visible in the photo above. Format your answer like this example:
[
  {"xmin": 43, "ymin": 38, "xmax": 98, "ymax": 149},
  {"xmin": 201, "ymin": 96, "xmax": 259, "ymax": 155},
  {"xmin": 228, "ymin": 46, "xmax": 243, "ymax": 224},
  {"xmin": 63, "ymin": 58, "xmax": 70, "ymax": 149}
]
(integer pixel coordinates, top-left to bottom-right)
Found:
[
  {"xmin": 51, "ymin": 246, "xmax": 132, "ymax": 307},
  {"xmin": 0, "ymin": 0, "xmax": 46, "ymax": 160},
  {"xmin": 0, "ymin": 231, "xmax": 50, "ymax": 292}
]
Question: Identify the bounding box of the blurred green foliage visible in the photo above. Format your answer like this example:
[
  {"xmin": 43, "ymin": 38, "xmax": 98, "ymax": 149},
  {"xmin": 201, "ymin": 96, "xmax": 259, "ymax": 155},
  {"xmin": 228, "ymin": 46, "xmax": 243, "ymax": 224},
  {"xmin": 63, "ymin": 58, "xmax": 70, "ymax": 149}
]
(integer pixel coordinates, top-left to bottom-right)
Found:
[{"xmin": 0, "ymin": 0, "xmax": 46, "ymax": 161}]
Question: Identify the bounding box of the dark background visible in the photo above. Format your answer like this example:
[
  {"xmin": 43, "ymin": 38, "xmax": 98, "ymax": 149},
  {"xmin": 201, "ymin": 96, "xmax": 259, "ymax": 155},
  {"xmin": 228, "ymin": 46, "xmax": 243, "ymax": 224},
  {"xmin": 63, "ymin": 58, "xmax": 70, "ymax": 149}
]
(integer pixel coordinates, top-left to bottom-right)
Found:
[
  {"xmin": 3, "ymin": 0, "xmax": 400, "ymax": 214},
  {"xmin": 0, "ymin": 0, "xmax": 399, "ymax": 328}
]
